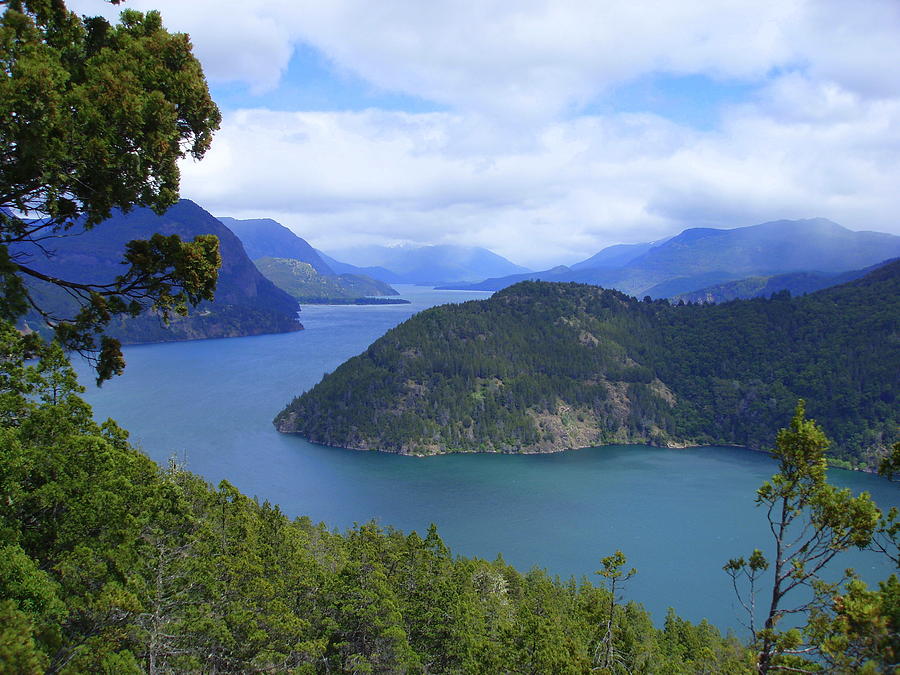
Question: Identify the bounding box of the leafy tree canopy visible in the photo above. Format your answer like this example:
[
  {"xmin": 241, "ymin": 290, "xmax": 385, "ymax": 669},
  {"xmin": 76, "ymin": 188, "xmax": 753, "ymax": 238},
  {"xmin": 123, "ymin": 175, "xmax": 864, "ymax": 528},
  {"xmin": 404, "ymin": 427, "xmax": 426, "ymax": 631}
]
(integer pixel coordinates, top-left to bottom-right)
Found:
[{"xmin": 0, "ymin": 0, "xmax": 221, "ymax": 381}]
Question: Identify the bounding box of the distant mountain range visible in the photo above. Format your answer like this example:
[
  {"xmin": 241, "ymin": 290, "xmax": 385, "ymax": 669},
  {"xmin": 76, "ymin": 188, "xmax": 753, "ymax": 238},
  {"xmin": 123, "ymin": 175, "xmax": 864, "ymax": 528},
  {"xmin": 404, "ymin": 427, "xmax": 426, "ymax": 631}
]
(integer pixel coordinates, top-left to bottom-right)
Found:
[
  {"xmin": 569, "ymin": 241, "xmax": 660, "ymax": 271},
  {"xmin": 218, "ymin": 217, "xmax": 405, "ymax": 303},
  {"xmin": 17, "ymin": 200, "xmax": 302, "ymax": 343},
  {"xmin": 441, "ymin": 219, "xmax": 900, "ymax": 299},
  {"xmin": 320, "ymin": 244, "xmax": 531, "ymax": 284},
  {"xmin": 315, "ymin": 251, "xmax": 404, "ymax": 285}
]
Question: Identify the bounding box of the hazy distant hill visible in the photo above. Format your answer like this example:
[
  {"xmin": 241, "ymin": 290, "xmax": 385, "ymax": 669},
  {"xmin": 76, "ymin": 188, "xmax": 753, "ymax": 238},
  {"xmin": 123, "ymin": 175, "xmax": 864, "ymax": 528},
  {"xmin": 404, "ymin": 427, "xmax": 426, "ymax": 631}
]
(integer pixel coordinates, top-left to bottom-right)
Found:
[
  {"xmin": 323, "ymin": 244, "xmax": 531, "ymax": 284},
  {"xmin": 444, "ymin": 218, "xmax": 900, "ymax": 296},
  {"xmin": 17, "ymin": 200, "xmax": 302, "ymax": 343},
  {"xmin": 218, "ymin": 217, "xmax": 334, "ymax": 275},
  {"xmin": 277, "ymin": 260, "xmax": 899, "ymax": 465},
  {"xmin": 669, "ymin": 258, "xmax": 897, "ymax": 304},
  {"xmin": 315, "ymin": 251, "xmax": 404, "ymax": 284},
  {"xmin": 569, "ymin": 241, "xmax": 658, "ymax": 271}
]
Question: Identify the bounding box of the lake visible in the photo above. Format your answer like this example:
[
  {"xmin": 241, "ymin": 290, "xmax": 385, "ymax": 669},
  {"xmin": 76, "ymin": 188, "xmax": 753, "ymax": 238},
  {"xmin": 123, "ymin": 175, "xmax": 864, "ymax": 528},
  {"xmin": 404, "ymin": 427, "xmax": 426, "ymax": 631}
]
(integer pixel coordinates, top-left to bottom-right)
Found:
[{"xmin": 77, "ymin": 284, "xmax": 899, "ymax": 635}]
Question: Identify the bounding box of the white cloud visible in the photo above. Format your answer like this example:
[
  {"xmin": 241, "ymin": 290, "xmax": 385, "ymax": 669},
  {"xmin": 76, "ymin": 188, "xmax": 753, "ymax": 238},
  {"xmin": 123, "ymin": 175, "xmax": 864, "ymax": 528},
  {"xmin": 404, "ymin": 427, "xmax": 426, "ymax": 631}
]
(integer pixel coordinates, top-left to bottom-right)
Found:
[
  {"xmin": 66, "ymin": 1, "xmax": 900, "ymax": 266},
  {"xmin": 69, "ymin": 1, "xmax": 900, "ymax": 117},
  {"xmin": 181, "ymin": 84, "xmax": 900, "ymax": 268}
]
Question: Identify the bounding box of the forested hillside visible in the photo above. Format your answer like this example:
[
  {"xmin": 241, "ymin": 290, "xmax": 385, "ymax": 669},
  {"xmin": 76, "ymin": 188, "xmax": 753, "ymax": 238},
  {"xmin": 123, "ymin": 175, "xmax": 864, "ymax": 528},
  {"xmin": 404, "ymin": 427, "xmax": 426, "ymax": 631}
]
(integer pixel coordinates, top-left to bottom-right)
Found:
[
  {"xmin": 254, "ymin": 257, "xmax": 408, "ymax": 304},
  {"xmin": 277, "ymin": 260, "xmax": 900, "ymax": 465},
  {"xmin": 0, "ymin": 328, "xmax": 748, "ymax": 673}
]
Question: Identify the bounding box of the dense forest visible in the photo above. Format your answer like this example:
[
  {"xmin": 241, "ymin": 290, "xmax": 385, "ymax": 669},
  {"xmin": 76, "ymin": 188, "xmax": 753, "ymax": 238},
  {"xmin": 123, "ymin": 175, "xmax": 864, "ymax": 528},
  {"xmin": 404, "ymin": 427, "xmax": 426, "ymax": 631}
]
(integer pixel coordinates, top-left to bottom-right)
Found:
[
  {"xmin": 277, "ymin": 260, "xmax": 899, "ymax": 466},
  {"xmin": 0, "ymin": 327, "xmax": 753, "ymax": 673}
]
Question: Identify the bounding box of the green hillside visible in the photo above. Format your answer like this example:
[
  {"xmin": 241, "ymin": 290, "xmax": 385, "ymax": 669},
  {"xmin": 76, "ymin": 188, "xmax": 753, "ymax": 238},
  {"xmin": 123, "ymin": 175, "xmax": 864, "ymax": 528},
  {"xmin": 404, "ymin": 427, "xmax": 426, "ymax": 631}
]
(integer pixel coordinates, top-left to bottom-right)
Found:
[
  {"xmin": 254, "ymin": 257, "xmax": 408, "ymax": 304},
  {"xmin": 276, "ymin": 261, "xmax": 900, "ymax": 465},
  {"xmin": 219, "ymin": 217, "xmax": 335, "ymax": 275}
]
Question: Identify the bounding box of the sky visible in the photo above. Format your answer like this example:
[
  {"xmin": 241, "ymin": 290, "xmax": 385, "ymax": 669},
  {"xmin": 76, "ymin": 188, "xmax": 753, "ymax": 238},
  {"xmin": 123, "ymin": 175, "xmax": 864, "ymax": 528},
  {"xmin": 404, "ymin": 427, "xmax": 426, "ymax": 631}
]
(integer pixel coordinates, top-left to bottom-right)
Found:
[{"xmin": 69, "ymin": 0, "xmax": 900, "ymax": 269}]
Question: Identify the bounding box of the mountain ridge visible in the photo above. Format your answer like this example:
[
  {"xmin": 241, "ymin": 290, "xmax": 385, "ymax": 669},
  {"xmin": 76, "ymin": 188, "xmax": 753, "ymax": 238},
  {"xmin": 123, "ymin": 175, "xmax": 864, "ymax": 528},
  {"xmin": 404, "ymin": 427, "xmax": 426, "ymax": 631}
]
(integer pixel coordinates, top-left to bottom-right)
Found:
[
  {"xmin": 220, "ymin": 217, "xmax": 407, "ymax": 302},
  {"xmin": 218, "ymin": 217, "xmax": 335, "ymax": 275},
  {"xmin": 17, "ymin": 200, "xmax": 303, "ymax": 343},
  {"xmin": 322, "ymin": 243, "xmax": 531, "ymax": 284},
  {"xmin": 669, "ymin": 258, "xmax": 898, "ymax": 304},
  {"xmin": 442, "ymin": 218, "xmax": 900, "ymax": 296},
  {"xmin": 253, "ymin": 257, "xmax": 409, "ymax": 304}
]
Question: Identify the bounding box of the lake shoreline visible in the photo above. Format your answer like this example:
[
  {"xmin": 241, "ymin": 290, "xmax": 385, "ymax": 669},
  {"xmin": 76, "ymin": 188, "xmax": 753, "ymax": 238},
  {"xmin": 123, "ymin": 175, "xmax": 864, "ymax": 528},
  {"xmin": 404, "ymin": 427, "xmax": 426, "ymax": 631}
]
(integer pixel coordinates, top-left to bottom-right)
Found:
[{"xmin": 280, "ymin": 431, "xmax": 881, "ymax": 475}]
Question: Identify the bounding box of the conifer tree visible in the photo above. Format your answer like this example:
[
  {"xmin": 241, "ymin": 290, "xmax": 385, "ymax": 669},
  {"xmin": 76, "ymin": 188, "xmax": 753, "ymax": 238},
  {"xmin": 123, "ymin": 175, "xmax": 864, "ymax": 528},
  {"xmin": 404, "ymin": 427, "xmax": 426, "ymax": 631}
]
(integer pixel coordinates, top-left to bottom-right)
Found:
[{"xmin": 725, "ymin": 401, "xmax": 880, "ymax": 673}]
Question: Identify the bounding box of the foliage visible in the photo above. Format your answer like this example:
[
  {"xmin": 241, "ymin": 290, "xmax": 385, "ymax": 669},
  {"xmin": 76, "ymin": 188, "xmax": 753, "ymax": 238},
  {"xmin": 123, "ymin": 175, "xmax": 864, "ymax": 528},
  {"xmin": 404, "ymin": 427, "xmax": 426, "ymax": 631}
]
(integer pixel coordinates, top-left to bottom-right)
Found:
[
  {"xmin": 806, "ymin": 574, "xmax": 900, "ymax": 673},
  {"xmin": 594, "ymin": 551, "xmax": 638, "ymax": 673},
  {"xmin": 0, "ymin": 0, "xmax": 222, "ymax": 381},
  {"xmin": 0, "ymin": 323, "xmax": 752, "ymax": 673},
  {"xmin": 724, "ymin": 402, "xmax": 882, "ymax": 673},
  {"xmin": 878, "ymin": 441, "xmax": 900, "ymax": 482},
  {"xmin": 277, "ymin": 262, "xmax": 900, "ymax": 465}
]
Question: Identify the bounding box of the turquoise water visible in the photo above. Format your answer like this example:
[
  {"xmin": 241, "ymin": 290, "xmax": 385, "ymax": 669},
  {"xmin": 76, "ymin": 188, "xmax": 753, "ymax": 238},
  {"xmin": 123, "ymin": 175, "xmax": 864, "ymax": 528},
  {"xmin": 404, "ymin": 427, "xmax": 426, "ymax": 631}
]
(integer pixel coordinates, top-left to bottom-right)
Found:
[{"xmin": 77, "ymin": 285, "xmax": 899, "ymax": 634}]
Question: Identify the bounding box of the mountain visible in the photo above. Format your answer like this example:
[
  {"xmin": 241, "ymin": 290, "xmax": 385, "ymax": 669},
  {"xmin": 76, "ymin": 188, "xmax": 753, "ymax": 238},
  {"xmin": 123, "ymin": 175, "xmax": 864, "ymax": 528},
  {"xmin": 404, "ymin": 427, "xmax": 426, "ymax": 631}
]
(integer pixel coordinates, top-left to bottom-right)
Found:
[
  {"xmin": 218, "ymin": 217, "xmax": 334, "ymax": 275},
  {"xmin": 276, "ymin": 260, "xmax": 900, "ymax": 465},
  {"xmin": 221, "ymin": 217, "xmax": 407, "ymax": 303},
  {"xmin": 254, "ymin": 257, "xmax": 409, "ymax": 304},
  {"xmin": 17, "ymin": 200, "xmax": 302, "ymax": 343},
  {"xmin": 443, "ymin": 219, "xmax": 900, "ymax": 296},
  {"xmin": 436, "ymin": 265, "xmax": 574, "ymax": 291},
  {"xmin": 569, "ymin": 241, "xmax": 658, "ymax": 271},
  {"xmin": 669, "ymin": 259, "xmax": 897, "ymax": 304},
  {"xmin": 322, "ymin": 244, "xmax": 531, "ymax": 284},
  {"xmin": 315, "ymin": 250, "xmax": 404, "ymax": 284}
]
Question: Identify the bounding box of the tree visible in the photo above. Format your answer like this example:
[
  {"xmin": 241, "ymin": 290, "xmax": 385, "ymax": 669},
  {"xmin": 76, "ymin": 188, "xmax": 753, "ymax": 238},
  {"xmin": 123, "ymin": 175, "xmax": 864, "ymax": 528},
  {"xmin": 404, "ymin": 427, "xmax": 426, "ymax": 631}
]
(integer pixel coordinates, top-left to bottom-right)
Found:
[
  {"xmin": 805, "ymin": 573, "xmax": 900, "ymax": 673},
  {"xmin": 878, "ymin": 441, "xmax": 900, "ymax": 482},
  {"xmin": 724, "ymin": 401, "xmax": 880, "ymax": 673},
  {"xmin": 1, "ymin": 0, "xmax": 222, "ymax": 381},
  {"xmin": 594, "ymin": 550, "xmax": 637, "ymax": 673}
]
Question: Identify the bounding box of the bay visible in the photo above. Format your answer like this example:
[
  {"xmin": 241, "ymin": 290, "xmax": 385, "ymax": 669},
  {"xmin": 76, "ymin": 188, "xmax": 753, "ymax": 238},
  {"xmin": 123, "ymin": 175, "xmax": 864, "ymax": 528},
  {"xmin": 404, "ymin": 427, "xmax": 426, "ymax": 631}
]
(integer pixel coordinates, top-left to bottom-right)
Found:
[{"xmin": 77, "ymin": 284, "xmax": 899, "ymax": 634}]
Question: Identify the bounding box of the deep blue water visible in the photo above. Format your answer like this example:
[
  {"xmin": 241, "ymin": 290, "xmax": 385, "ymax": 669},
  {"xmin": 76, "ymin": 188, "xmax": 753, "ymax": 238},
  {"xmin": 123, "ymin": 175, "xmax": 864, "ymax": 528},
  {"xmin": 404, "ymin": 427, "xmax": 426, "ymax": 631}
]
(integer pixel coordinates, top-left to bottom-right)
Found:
[{"xmin": 77, "ymin": 285, "xmax": 898, "ymax": 634}]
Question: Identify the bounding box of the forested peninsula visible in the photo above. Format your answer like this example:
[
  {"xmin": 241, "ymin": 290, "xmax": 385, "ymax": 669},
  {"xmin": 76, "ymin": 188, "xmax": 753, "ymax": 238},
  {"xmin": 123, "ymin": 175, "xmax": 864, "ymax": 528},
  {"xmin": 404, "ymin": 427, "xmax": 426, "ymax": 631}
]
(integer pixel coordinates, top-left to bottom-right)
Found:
[{"xmin": 276, "ymin": 260, "xmax": 899, "ymax": 466}]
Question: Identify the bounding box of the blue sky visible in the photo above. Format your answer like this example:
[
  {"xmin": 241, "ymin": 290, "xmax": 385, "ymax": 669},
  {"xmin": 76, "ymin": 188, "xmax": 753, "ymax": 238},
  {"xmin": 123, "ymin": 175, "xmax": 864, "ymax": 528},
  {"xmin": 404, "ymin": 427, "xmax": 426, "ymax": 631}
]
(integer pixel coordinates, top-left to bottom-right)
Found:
[
  {"xmin": 211, "ymin": 44, "xmax": 450, "ymax": 115},
  {"xmin": 70, "ymin": 0, "xmax": 900, "ymax": 268}
]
